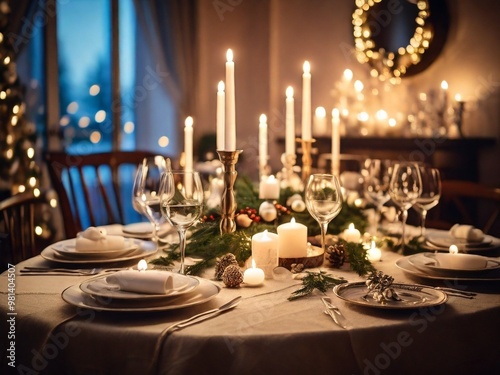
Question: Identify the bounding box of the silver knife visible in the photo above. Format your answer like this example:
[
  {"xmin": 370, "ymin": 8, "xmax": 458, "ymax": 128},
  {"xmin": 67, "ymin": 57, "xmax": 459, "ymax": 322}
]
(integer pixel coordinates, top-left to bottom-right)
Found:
[{"xmin": 321, "ymin": 297, "xmax": 350, "ymax": 329}]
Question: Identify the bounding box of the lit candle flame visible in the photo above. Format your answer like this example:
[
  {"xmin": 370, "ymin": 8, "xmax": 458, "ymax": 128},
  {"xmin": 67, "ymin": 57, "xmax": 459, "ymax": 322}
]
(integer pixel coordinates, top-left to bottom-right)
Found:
[
  {"xmin": 184, "ymin": 116, "xmax": 193, "ymax": 128},
  {"xmin": 449, "ymin": 245, "xmax": 458, "ymax": 254},
  {"xmin": 286, "ymin": 86, "xmax": 294, "ymax": 99},
  {"xmin": 303, "ymin": 61, "xmax": 310, "ymax": 74},
  {"xmin": 218, "ymin": 80, "xmax": 225, "ymax": 92},
  {"xmin": 226, "ymin": 49, "xmax": 233, "ymax": 62},
  {"xmin": 138, "ymin": 259, "xmax": 148, "ymax": 271}
]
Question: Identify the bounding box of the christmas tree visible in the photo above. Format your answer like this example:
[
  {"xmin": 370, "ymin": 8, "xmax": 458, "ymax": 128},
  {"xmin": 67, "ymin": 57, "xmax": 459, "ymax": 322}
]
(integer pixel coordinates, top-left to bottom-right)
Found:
[{"xmin": 0, "ymin": 2, "xmax": 41, "ymax": 195}]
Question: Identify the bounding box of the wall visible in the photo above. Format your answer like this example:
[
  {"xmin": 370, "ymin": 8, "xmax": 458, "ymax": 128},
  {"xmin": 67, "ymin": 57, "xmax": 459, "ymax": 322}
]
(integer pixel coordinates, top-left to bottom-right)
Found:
[{"xmin": 196, "ymin": 0, "xmax": 500, "ymax": 185}]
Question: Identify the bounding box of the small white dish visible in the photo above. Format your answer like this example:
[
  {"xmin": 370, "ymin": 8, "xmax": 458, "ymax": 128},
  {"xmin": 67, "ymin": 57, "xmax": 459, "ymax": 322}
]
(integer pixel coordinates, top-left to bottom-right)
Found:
[
  {"xmin": 409, "ymin": 252, "xmax": 500, "ymax": 273},
  {"xmin": 52, "ymin": 238, "xmax": 138, "ymax": 259}
]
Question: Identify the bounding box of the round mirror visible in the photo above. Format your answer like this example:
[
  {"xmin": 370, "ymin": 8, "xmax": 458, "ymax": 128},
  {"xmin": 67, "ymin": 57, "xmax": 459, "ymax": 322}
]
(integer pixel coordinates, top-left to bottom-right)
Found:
[{"xmin": 352, "ymin": 0, "xmax": 449, "ymax": 83}]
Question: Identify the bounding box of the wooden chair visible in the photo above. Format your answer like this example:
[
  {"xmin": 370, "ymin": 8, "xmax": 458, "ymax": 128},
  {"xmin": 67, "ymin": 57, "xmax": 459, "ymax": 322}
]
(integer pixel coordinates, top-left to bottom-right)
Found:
[
  {"xmin": 0, "ymin": 191, "xmax": 50, "ymax": 264},
  {"xmin": 427, "ymin": 180, "xmax": 500, "ymax": 236},
  {"xmin": 45, "ymin": 151, "xmax": 164, "ymax": 239}
]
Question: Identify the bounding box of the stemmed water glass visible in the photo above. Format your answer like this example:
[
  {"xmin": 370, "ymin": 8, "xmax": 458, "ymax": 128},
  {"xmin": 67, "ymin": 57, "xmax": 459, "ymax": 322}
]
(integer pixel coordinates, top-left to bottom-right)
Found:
[
  {"xmin": 132, "ymin": 156, "xmax": 170, "ymax": 247},
  {"xmin": 159, "ymin": 170, "xmax": 204, "ymax": 274},
  {"xmin": 413, "ymin": 166, "xmax": 441, "ymax": 238},
  {"xmin": 305, "ymin": 174, "xmax": 343, "ymax": 252},
  {"xmin": 389, "ymin": 162, "xmax": 422, "ymax": 248},
  {"xmin": 363, "ymin": 159, "xmax": 393, "ymax": 231}
]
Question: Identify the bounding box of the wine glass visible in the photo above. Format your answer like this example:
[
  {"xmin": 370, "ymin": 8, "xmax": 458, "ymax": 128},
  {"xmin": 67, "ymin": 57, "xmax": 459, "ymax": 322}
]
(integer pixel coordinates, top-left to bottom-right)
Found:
[
  {"xmin": 363, "ymin": 159, "xmax": 394, "ymax": 231},
  {"xmin": 413, "ymin": 166, "xmax": 441, "ymax": 238},
  {"xmin": 132, "ymin": 156, "xmax": 170, "ymax": 246},
  {"xmin": 305, "ymin": 174, "xmax": 343, "ymax": 252},
  {"xmin": 389, "ymin": 162, "xmax": 422, "ymax": 248},
  {"xmin": 159, "ymin": 170, "xmax": 204, "ymax": 274}
]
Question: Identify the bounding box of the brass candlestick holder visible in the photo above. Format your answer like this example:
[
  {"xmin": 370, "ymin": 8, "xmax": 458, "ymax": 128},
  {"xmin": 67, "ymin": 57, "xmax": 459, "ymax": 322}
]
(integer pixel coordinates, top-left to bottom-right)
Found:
[
  {"xmin": 298, "ymin": 138, "xmax": 315, "ymax": 181},
  {"xmin": 217, "ymin": 150, "xmax": 243, "ymax": 234}
]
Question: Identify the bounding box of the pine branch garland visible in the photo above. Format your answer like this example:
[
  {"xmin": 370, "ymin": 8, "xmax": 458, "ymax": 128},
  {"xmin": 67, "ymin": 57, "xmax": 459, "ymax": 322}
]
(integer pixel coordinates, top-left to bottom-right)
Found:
[{"xmin": 288, "ymin": 271, "xmax": 347, "ymax": 301}]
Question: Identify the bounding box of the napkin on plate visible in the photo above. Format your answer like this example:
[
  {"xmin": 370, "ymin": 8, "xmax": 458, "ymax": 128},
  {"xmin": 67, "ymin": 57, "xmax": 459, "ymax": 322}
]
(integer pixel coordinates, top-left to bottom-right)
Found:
[
  {"xmin": 449, "ymin": 224, "xmax": 485, "ymax": 243},
  {"xmin": 106, "ymin": 270, "xmax": 174, "ymax": 294},
  {"xmin": 75, "ymin": 227, "xmax": 126, "ymax": 252}
]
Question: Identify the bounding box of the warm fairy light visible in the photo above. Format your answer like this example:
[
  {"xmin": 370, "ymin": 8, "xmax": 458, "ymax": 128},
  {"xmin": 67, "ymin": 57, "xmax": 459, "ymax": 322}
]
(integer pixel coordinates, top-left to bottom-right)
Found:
[
  {"xmin": 95, "ymin": 110, "xmax": 106, "ymax": 123},
  {"xmin": 6, "ymin": 149, "xmax": 13, "ymax": 159},
  {"xmin": 4, "ymin": 56, "xmax": 10, "ymax": 64},
  {"xmin": 89, "ymin": 84, "xmax": 100, "ymax": 96},
  {"xmin": 354, "ymin": 80, "xmax": 364, "ymax": 92},
  {"xmin": 389, "ymin": 118, "xmax": 397, "ymax": 128},
  {"xmin": 124, "ymin": 121, "xmax": 135, "ymax": 133},
  {"xmin": 376, "ymin": 109, "xmax": 387, "ymax": 121},
  {"xmin": 29, "ymin": 177, "xmax": 36, "ymax": 187},
  {"xmin": 13, "ymin": 105, "xmax": 19, "ymax": 114},
  {"xmin": 6, "ymin": 134, "xmax": 12, "ymax": 144},
  {"xmin": 78, "ymin": 116, "xmax": 90, "ymax": 128},
  {"xmin": 11, "ymin": 116, "xmax": 18, "ymax": 126},
  {"xmin": 67, "ymin": 101, "xmax": 78, "ymax": 114},
  {"xmin": 35, "ymin": 226, "xmax": 43, "ymax": 236},
  {"xmin": 49, "ymin": 198, "xmax": 58, "ymax": 208},
  {"xmin": 343, "ymin": 69, "xmax": 353, "ymax": 81},
  {"xmin": 357, "ymin": 112, "xmax": 369, "ymax": 122},
  {"xmin": 90, "ymin": 131, "xmax": 101, "ymax": 143},
  {"xmin": 0, "ymin": 91, "xmax": 6, "ymax": 99},
  {"xmin": 33, "ymin": 188, "xmax": 40, "ymax": 197},
  {"xmin": 18, "ymin": 185, "xmax": 26, "ymax": 193},
  {"xmin": 441, "ymin": 80, "xmax": 448, "ymax": 90},
  {"xmin": 455, "ymin": 93, "xmax": 462, "ymax": 102},
  {"xmin": 158, "ymin": 136, "xmax": 169, "ymax": 147},
  {"xmin": 27, "ymin": 147, "xmax": 34, "ymax": 158},
  {"xmin": 60, "ymin": 115, "xmax": 70, "ymax": 126}
]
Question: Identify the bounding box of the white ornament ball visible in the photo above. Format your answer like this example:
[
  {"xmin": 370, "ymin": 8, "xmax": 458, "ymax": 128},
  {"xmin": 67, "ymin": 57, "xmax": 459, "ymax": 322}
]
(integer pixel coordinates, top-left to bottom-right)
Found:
[
  {"xmin": 291, "ymin": 199, "xmax": 306, "ymax": 212},
  {"xmin": 286, "ymin": 193, "xmax": 303, "ymax": 207},
  {"xmin": 236, "ymin": 214, "xmax": 253, "ymax": 228},
  {"xmin": 259, "ymin": 201, "xmax": 278, "ymax": 222}
]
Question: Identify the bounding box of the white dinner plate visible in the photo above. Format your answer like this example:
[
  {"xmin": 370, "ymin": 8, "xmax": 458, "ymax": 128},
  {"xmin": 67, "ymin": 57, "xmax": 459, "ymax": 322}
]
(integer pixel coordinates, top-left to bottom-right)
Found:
[
  {"xmin": 80, "ymin": 273, "xmax": 199, "ymax": 300},
  {"xmin": 62, "ymin": 277, "xmax": 220, "ymax": 312},
  {"xmin": 52, "ymin": 239, "xmax": 139, "ymax": 259},
  {"xmin": 41, "ymin": 239, "xmax": 157, "ymax": 265},
  {"xmin": 425, "ymin": 232, "xmax": 497, "ymax": 252},
  {"xmin": 333, "ymin": 282, "xmax": 447, "ymax": 309},
  {"xmin": 395, "ymin": 257, "xmax": 500, "ymax": 281},
  {"xmin": 408, "ymin": 252, "xmax": 500, "ymax": 274}
]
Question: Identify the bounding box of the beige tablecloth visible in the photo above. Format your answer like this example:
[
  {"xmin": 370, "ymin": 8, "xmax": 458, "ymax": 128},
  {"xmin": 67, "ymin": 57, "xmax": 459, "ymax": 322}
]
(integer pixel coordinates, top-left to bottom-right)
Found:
[{"xmin": 1, "ymin": 241, "xmax": 500, "ymax": 375}]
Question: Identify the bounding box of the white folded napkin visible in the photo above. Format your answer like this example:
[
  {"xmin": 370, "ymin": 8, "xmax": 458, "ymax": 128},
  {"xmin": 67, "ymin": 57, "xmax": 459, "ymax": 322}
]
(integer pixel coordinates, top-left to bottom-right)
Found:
[
  {"xmin": 75, "ymin": 227, "xmax": 126, "ymax": 252},
  {"xmin": 449, "ymin": 224, "xmax": 485, "ymax": 243},
  {"xmin": 106, "ymin": 270, "xmax": 174, "ymax": 294}
]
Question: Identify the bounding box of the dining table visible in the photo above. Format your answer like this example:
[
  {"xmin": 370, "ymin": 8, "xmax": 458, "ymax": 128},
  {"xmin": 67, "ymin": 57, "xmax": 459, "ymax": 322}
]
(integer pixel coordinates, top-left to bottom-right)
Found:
[{"xmin": 1, "ymin": 225, "xmax": 500, "ymax": 375}]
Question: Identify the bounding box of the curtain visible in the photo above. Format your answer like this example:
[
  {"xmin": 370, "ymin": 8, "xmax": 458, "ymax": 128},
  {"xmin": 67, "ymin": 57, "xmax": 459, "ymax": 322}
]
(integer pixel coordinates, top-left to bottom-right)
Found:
[
  {"xmin": 133, "ymin": 0, "xmax": 198, "ymax": 117},
  {"xmin": 5, "ymin": 0, "xmax": 40, "ymax": 56}
]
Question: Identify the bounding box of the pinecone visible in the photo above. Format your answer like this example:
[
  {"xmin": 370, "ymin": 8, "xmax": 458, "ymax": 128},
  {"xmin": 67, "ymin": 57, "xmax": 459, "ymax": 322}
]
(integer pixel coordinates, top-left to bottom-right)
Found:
[
  {"xmin": 214, "ymin": 253, "xmax": 238, "ymax": 280},
  {"xmin": 222, "ymin": 265, "xmax": 243, "ymax": 288},
  {"xmin": 326, "ymin": 243, "xmax": 345, "ymax": 268}
]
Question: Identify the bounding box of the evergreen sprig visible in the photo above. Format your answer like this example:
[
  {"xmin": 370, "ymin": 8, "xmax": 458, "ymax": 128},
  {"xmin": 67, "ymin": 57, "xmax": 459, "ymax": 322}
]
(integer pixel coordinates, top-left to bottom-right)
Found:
[
  {"xmin": 288, "ymin": 271, "xmax": 347, "ymax": 301},
  {"xmin": 340, "ymin": 239, "xmax": 377, "ymax": 276}
]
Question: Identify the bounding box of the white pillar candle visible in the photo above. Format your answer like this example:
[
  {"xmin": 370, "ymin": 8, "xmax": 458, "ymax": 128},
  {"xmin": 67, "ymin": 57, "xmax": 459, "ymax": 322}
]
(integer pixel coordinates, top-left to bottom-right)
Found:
[
  {"xmin": 367, "ymin": 241, "xmax": 381, "ymax": 262},
  {"xmin": 313, "ymin": 106, "xmax": 327, "ymax": 136},
  {"xmin": 331, "ymin": 108, "xmax": 340, "ymax": 177},
  {"xmin": 225, "ymin": 49, "xmax": 236, "ymax": 150},
  {"xmin": 259, "ymin": 114, "xmax": 268, "ymax": 172},
  {"xmin": 285, "ymin": 86, "xmax": 295, "ymax": 156},
  {"xmin": 259, "ymin": 175, "xmax": 280, "ymax": 200},
  {"xmin": 216, "ymin": 81, "xmax": 225, "ymax": 150},
  {"xmin": 301, "ymin": 61, "xmax": 312, "ymax": 141},
  {"xmin": 343, "ymin": 223, "xmax": 361, "ymax": 243},
  {"xmin": 243, "ymin": 259, "xmax": 265, "ymax": 286},
  {"xmin": 277, "ymin": 217, "xmax": 308, "ymax": 258},
  {"xmin": 251, "ymin": 230, "xmax": 278, "ymax": 279}
]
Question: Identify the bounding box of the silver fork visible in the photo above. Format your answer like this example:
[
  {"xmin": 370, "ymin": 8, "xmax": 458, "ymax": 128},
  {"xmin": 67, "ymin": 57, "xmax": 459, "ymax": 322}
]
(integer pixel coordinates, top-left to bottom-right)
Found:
[{"xmin": 20, "ymin": 267, "xmax": 122, "ymax": 276}]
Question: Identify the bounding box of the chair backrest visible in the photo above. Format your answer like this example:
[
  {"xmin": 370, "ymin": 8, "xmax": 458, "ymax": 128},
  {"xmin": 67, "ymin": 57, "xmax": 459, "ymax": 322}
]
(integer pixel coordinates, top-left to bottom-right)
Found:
[
  {"xmin": 45, "ymin": 151, "xmax": 162, "ymax": 239},
  {"xmin": 428, "ymin": 180, "xmax": 500, "ymax": 236},
  {"xmin": 0, "ymin": 191, "xmax": 49, "ymax": 264}
]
